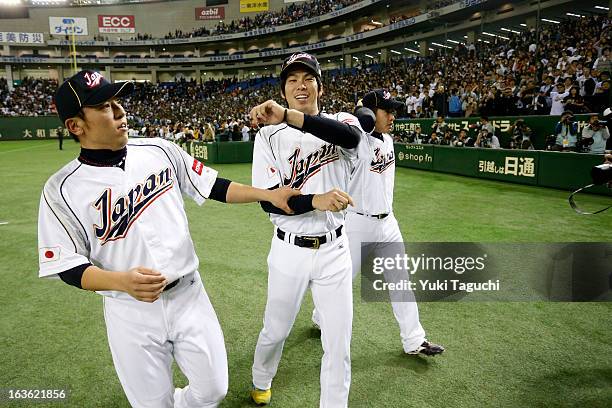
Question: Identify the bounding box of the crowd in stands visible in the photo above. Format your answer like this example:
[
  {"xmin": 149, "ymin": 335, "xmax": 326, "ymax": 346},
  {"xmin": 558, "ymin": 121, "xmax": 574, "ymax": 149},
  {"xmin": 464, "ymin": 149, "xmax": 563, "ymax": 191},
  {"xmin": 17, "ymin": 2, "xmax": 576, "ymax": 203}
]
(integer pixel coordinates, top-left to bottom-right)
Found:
[
  {"xmin": 165, "ymin": 0, "xmax": 359, "ymax": 39},
  {"xmin": 2, "ymin": 15, "xmax": 610, "ymax": 152},
  {"xmin": 0, "ymin": 77, "xmax": 57, "ymax": 116},
  {"xmin": 84, "ymin": 0, "xmax": 454, "ymax": 42}
]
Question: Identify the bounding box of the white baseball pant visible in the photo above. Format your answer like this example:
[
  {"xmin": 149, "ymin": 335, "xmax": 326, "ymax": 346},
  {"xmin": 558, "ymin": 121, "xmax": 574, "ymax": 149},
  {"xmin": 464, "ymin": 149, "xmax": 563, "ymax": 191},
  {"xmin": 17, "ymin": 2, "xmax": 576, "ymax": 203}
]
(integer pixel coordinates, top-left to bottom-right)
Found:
[
  {"xmin": 313, "ymin": 212, "xmax": 426, "ymax": 352},
  {"xmin": 252, "ymin": 231, "xmax": 353, "ymax": 408},
  {"xmin": 346, "ymin": 212, "xmax": 426, "ymax": 352},
  {"xmin": 103, "ymin": 272, "xmax": 228, "ymax": 408}
]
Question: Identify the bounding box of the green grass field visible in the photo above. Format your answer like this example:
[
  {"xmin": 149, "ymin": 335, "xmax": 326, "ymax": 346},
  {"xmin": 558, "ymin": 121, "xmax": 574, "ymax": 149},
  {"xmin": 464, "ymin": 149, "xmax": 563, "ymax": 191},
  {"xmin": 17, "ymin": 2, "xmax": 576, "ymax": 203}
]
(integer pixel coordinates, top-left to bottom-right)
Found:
[{"xmin": 0, "ymin": 140, "xmax": 611, "ymax": 407}]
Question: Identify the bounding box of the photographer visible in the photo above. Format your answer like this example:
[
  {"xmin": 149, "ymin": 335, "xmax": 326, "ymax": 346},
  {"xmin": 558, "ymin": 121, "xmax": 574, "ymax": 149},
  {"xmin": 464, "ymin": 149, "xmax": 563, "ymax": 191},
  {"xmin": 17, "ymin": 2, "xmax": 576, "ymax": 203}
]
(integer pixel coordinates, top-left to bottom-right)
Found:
[
  {"xmin": 440, "ymin": 128, "xmax": 456, "ymax": 146},
  {"xmin": 474, "ymin": 116, "xmax": 500, "ymax": 149},
  {"xmin": 553, "ymin": 111, "xmax": 579, "ymax": 151},
  {"xmin": 453, "ymin": 129, "xmax": 473, "ymax": 147},
  {"xmin": 581, "ymin": 115, "xmax": 610, "ymax": 154},
  {"xmin": 510, "ymin": 119, "xmax": 534, "ymax": 150},
  {"xmin": 428, "ymin": 131, "xmax": 441, "ymax": 145},
  {"xmin": 410, "ymin": 125, "xmax": 427, "ymax": 144},
  {"xmin": 431, "ymin": 116, "xmax": 448, "ymax": 134}
]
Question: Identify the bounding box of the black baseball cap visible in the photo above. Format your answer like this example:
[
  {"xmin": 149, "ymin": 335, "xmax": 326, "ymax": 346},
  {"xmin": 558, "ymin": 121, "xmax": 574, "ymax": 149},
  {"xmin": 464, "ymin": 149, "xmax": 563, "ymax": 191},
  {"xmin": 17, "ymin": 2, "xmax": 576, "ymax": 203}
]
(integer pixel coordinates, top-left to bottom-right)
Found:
[
  {"xmin": 54, "ymin": 70, "xmax": 134, "ymax": 123},
  {"xmin": 280, "ymin": 52, "xmax": 322, "ymax": 81},
  {"xmin": 362, "ymin": 89, "xmax": 404, "ymax": 112}
]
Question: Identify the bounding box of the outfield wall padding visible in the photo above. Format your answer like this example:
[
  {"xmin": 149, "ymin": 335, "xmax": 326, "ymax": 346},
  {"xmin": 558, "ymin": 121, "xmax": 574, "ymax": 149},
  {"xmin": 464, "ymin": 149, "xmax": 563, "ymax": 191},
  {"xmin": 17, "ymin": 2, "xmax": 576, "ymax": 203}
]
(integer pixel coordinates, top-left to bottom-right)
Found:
[{"xmin": 395, "ymin": 144, "xmax": 611, "ymax": 196}]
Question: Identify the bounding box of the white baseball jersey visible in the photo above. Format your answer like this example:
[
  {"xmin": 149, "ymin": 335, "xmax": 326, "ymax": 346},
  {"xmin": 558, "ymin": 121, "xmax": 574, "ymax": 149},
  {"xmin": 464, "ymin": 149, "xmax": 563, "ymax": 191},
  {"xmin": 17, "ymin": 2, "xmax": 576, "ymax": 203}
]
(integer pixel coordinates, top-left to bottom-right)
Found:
[
  {"xmin": 37, "ymin": 138, "xmax": 218, "ymax": 297},
  {"xmin": 347, "ymin": 132, "xmax": 395, "ymax": 215},
  {"xmin": 252, "ymin": 112, "xmax": 359, "ymax": 235}
]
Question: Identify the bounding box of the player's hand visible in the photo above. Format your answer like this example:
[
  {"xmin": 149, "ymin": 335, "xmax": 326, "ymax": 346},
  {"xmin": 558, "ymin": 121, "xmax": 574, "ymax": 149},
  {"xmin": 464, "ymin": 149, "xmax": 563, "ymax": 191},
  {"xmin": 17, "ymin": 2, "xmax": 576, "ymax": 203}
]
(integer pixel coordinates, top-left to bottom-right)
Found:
[
  {"xmin": 250, "ymin": 100, "xmax": 285, "ymax": 126},
  {"xmin": 268, "ymin": 186, "xmax": 301, "ymax": 214},
  {"xmin": 605, "ymin": 153, "xmax": 612, "ymax": 164},
  {"xmin": 312, "ymin": 188, "xmax": 354, "ymax": 212},
  {"xmin": 121, "ymin": 267, "xmax": 167, "ymax": 303}
]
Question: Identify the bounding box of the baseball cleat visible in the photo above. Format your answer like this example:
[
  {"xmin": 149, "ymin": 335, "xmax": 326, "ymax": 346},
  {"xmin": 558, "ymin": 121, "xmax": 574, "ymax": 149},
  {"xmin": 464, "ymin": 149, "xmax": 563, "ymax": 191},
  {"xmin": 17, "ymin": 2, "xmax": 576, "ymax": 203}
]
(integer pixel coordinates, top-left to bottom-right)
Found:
[
  {"xmin": 406, "ymin": 340, "xmax": 445, "ymax": 356},
  {"xmin": 251, "ymin": 386, "xmax": 271, "ymax": 406}
]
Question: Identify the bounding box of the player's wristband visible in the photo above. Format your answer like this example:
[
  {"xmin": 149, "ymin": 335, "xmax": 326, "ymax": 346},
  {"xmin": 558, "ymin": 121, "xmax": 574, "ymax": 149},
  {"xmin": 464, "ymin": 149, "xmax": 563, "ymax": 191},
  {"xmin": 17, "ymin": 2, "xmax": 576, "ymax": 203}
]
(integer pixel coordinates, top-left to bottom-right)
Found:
[{"xmin": 283, "ymin": 108, "xmax": 288, "ymax": 123}]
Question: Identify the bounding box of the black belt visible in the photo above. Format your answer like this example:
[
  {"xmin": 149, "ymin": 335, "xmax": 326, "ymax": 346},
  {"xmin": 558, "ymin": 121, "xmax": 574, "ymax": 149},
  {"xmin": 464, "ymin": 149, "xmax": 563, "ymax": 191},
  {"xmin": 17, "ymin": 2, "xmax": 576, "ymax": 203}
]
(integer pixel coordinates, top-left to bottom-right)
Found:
[
  {"xmin": 355, "ymin": 212, "xmax": 389, "ymax": 219},
  {"xmin": 163, "ymin": 278, "xmax": 180, "ymax": 292},
  {"xmin": 276, "ymin": 226, "xmax": 343, "ymax": 249}
]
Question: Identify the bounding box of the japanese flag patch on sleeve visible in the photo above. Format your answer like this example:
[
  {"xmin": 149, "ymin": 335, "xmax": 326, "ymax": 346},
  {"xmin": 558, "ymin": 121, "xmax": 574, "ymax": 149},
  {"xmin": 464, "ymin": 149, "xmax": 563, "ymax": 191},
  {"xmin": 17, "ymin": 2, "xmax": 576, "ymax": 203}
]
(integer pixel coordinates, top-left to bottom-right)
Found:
[{"xmin": 40, "ymin": 246, "xmax": 61, "ymax": 263}]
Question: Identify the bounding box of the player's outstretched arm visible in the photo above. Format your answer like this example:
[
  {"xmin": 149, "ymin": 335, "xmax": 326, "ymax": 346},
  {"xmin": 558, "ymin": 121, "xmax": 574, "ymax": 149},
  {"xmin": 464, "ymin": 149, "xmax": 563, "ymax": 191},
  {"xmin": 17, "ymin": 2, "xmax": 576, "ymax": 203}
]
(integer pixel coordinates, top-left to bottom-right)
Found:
[
  {"xmin": 81, "ymin": 265, "xmax": 168, "ymax": 303},
  {"xmin": 225, "ymin": 182, "xmax": 300, "ymax": 214},
  {"xmin": 312, "ymin": 188, "xmax": 354, "ymax": 212},
  {"xmin": 249, "ymin": 100, "xmax": 360, "ymax": 149}
]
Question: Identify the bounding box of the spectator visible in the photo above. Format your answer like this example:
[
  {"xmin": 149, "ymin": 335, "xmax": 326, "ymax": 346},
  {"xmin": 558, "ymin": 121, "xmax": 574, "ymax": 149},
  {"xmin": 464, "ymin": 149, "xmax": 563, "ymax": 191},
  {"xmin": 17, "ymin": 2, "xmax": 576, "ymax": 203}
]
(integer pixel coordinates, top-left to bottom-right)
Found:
[
  {"xmin": 563, "ymin": 86, "xmax": 586, "ymax": 114},
  {"xmin": 448, "ymin": 89, "xmax": 462, "ymax": 117},
  {"xmin": 550, "ymin": 83, "xmax": 569, "ymax": 115},
  {"xmin": 593, "ymin": 47, "xmax": 611, "ymax": 73},
  {"xmin": 241, "ymin": 121, "xmax": 250, "ymax": 141}
]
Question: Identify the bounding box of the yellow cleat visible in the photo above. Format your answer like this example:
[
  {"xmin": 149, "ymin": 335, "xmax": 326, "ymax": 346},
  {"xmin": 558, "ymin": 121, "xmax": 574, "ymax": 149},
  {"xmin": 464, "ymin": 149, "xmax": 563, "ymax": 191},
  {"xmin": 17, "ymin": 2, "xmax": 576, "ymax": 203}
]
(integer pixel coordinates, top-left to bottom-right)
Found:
[{"xmin": 251, "ymin": 386, "xmax": 271, "ymax": 406}]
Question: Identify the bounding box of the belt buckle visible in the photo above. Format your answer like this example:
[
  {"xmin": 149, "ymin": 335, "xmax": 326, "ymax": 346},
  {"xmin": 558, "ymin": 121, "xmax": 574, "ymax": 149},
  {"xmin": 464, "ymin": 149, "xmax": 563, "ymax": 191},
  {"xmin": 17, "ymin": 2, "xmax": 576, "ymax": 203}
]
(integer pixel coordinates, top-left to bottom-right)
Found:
[{"xmin": 304, "ymin": 236, "xmax": 320, "ymax": 249}]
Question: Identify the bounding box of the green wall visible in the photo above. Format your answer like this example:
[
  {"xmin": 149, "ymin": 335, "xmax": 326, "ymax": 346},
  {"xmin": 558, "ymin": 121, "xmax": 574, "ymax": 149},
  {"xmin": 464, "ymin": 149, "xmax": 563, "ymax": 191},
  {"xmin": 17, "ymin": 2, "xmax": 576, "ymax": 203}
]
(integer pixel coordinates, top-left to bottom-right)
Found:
[{"xmin": 394, "ymin": 114, "xmax": 593, "ymax": 149}]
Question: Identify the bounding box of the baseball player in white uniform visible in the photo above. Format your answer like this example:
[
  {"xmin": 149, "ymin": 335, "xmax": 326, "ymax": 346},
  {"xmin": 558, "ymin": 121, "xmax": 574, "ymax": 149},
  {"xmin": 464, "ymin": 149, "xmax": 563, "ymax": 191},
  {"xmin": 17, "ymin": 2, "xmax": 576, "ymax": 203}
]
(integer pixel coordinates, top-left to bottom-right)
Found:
[
  {"xmin": 341, "ymin": 89, "xmax": 444, "ymax": 356},
  {"xmin": 37, "ymin": 70, "xmax": 298, "ymax": 408},
  {"xmin": 249, "ymin": 53, "xmax": 362, "ymax": 407}
]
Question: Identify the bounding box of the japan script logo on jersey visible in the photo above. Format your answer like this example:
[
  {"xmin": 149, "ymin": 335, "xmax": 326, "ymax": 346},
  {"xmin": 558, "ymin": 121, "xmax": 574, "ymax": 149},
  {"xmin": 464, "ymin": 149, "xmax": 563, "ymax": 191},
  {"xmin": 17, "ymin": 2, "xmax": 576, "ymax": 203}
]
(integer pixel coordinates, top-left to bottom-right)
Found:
[
  {"xmin": 370, "ymin": 147, "xmax": 395, "ymax": 174},
  {"xmin": 382, "ymin": 90, "xmax": 391, "ymax": 100},
  {"xmin": 93, "ymin": 168, "xmax": 174, "ymax": 245},
  {"xmin": 192, "ymin": 159, "xmax": 204, "ymax": 175},
  {"xmin": 83, "ymin": 72, "xmax": 104, "ymax": 89},
  {"xmin": 283, "ymin": 144, "xmax": 339, "ymax": 189}
]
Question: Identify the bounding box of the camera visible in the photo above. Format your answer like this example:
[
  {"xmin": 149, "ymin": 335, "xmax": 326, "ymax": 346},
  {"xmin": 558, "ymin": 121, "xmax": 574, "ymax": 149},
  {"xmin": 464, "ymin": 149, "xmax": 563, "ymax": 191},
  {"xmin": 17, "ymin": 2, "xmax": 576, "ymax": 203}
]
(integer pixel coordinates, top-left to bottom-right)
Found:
[
  {"xmin": 561, "ymin": 112, "xmax": 575, "ymax": 124},
  {"xmin": 576, "ymin": 136, "xmax": 594, "ymax": 153},
  {"xmin": 591, "ymin": 163, "xmax": 612, "ymax": 185}
]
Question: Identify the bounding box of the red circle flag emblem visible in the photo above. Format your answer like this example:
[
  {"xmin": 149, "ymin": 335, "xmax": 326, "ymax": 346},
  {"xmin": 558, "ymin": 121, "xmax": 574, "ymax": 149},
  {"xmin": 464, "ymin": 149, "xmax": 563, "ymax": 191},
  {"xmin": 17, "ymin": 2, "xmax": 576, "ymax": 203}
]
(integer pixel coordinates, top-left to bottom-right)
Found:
[{"xmin": 45, "ymin": 250, "xmax": 54, "ymax": 259}]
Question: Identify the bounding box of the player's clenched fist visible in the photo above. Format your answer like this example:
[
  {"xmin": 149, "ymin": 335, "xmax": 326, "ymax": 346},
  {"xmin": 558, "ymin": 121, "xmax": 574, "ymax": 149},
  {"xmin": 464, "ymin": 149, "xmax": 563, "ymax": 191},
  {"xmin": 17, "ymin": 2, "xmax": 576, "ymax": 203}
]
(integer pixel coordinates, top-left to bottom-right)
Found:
[
  {"xmin": 312, "ymin": 188, "xmax": 354, "ymax": 212},
  {"xmin": 250, "ymin": 100, "xmax": 286, "ymax": 126},
  {"xmin": 121, "ymin": 267, "xmax": 168, "ymax": 303}
]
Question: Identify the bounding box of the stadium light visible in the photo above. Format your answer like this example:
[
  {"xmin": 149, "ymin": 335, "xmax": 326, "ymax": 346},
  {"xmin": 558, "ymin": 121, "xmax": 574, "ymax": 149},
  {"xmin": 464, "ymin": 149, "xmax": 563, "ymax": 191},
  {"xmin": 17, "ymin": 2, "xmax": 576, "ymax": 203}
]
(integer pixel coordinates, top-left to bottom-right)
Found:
[
  {"xmin": 428, "ymin": 48, "xmax": 434, "ymax": 51},
  {"xmin": 431, "ymin": 42, "xmax": 452, "ymax": 49},
  {"xmin": 390, "ymin": 50, "xmax": 401, "ymax": 55},
  {"xmin": 447, "ymin": 39, "xmax": 459, "ymax": 44},
  {"xmin": 519, "ymin": 23, "xmax": 527, "ymax": 27},
  {"xmin": 0, "ymin": 0, "xmax": 22, "ymax": 5},
  {"xmin": 365, "ymin": 54, "xmax": 374, "ymax": 58},
  {"xmin": 541, "ymin": 18, "xmax": 560, "ymax": 24},
  {"xmin": 482, "ymin": 32, "xmax": 496, "ymax": 37},
  {"xmin": 594, "ymin": 6, "xmax": 609, "ymax": 11},
  {"xmin": 377, "ymin": 52, "xmax": 381, "ymax": 55},
  {"xmin": 404, "ymin": 48, "xmax": 420, "ymax": 54},
  {"xmin": 501, "ymin": 27, "xmax": 521, "ymax": 34},
  {"xmin": 566, "ymin": 12, "xmax": 584, "ymax": 18},
  {"xmin": 352, "ymin": 56, "xmax": 359, "ymax": 60}
]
